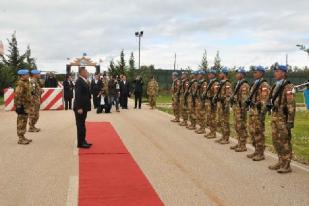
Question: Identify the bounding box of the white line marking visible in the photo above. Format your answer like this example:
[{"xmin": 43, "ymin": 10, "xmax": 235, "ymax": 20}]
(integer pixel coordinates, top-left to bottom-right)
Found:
[{"xmin": 66, "ymin": 175, "xmax": 78, "ymax": 206}]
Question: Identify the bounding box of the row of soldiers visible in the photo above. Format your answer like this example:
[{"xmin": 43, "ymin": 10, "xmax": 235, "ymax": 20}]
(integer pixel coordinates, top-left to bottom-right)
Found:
[
  {"xmin": 170, "ymin": 65, "xmax": 296, "ymax": 174},
  {"xmin": 14, "ymin": 69, "xmax": 43, "ymax": 145}
]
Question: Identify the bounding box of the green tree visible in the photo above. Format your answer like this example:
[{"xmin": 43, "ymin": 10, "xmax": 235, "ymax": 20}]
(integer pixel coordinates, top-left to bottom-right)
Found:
[
  {"xmin": 116, "ymin": 49, "xmax": 126, "ymax": 75},
  {"xmin": 24, "ymin": 45, "xmax": 37, "ymax": 70},
  {"xmin": 213, "ymin": 51, "xmax": 221, "ymax": 70},
  {"xmin": 0, "ymin": 32, "xmax": 26, "ymax": 78},
  {"xmin": 127, "ymin": 52, "xmax": 136, "ymax": 81},
  {"xmin": 199, "ymin": 50, "xmax": 208, "ymax": 70},
  {"xmin": 0, "ymin": 63, "xmax": 15, "ymax": 95},
  {"xmin": 108, "ymin": 59, "xmax": 117, "ymax": 76}
]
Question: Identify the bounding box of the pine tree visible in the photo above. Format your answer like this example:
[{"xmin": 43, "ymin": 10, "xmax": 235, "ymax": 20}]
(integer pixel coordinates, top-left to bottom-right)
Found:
[
  {"xmin": 129, "ymin": 52, "xmax": 135, "ymax": 70},
  {"xmin": 214, "ymin": 51, "xmax": 221, "ymax": 70},
  {"xmin": 24, "ymin": 45, "xmax": 37, "ymax": 70},
  {"xmin": 116, "ymin": 49, "xmax": 126, "ymax": 75},
  {"xmin": 199, "ymin": 50, "xmax": 208, "ymax": 70},
  {"xmin": 0, "ymin": 32, "xmax": 26, "ymax": 76},
  {"xmin": 108, "ymin": 59, "xmax": 117, "ymax": 76}
]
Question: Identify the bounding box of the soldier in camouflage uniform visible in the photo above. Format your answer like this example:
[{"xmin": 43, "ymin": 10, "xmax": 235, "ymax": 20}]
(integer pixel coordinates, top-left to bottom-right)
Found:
[
  {"xmin": 195, "ymin": 70, "xmax": 208, "ymax": 134},
  {"xmin": 268, "ymin": 65, "xmax": 295, "ymax": 174},
  {"xmin": 147, "ymin": 76, "xmax": 159, "ymax": 109},
  {"xmin": 213, "ymin": 67, "xmax": 232, "ymax": 144},
  {"xmin": 171, "ymin": 72, "xmax": 181, "ymax": 122},
  {"xmin": 186, "ymin": 71, "xmax": 199, "ymax": 130},
  {"xmin": 14, "ymin": 69, "xmax": 32, "ymax": 145},
  {"xmin": 246, "ymin": 66, "xmax": 270, "ymax": 161},
  {"xmin": 179, "ymin": 72, "xmax": 190, "ymax": 127},
  {"xmin": 204, "ymin": 69, "xmax": 219, "ymax": 139},
  {"xmin": 28, "ymin": 70, "xmax": 43, "ymax": 132},
  {"xmin": 230, "ymin": 68, "xmax": 250, "ymax": 152}
]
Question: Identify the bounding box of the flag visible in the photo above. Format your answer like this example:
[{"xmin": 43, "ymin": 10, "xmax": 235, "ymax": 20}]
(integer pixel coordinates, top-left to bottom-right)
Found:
[{"xmin": 0, "ymin": 40, "xmax": 4, "ymax": 55}]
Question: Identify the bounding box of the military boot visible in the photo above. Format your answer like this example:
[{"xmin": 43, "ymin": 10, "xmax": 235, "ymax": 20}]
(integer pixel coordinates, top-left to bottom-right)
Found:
[
  {"xmin": 277, "ymin": 162, "xmax": 292, "ymax": 174},
  {"xmin": 171, "ymin": 118, "xmax": 180, "ymax": 123},
  {"xmin": 219, "ymin": 138, "xmax": 230, "ymax": 145},
  {"xmin": 179, "ymin": 121, "xmax": 187, "ymax": 126},
  {"xmin": 268, "ymin": 161, "xmax": 282, "ymax": 170},
  {"xmin": 215, "ymin": 138, "xmax": 223, "ymax": 143},
  {"xmin": 230, "ymin": 144, "xmax": 239, "ymax": 150},
  {"xmin": 28, "ymin": 127, "xmax": 40, "ymax": 132},
  {"xmin": 18, "ymin": 137, "xmax": 30, "ymax": 145},
  {"xmin": 187, "ymin": 124, "xmax": 196, "ymax": 130},
  {"xmin": 205, "ymin": 132, "xmax": 216, "ymax": 139},
  {"xmin": 252, "ymin": 154, "xmax": 265, "ymax": 161},
  {"xmin": 195, "ymin": 128, "xmax": 205, "ymax": 134},
  {"xmin": 235, "ymin": 145, "xmax": 247, "ymax": 152},
  {"xmin": 247, "ymin": 152, "xmax": 257, "ymax": 159}
]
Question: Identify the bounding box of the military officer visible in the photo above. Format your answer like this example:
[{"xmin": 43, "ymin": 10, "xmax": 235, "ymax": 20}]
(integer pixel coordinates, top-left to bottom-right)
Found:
[
  {"xmin": 213, "ymin": 67, "xmax": 232, "ymax": 144},
  {"xmin": 246, "ymin": 66, "xmax": 271, "ymax": 161},
  {"xmin": 147, "ymin": 76, "xmax": 159, "ymax": 109},
  {"xmin": 179, "ymin": 72, "xmax": 190, "ymax": 127},
  {"xmin": 268, "ymin": 65, "xmax": 295, "ymax": 173},
  {"xmin": 230, "ymin": 68, "xmax": 250, "ymax": 152},
  {"xmin": 204, "ymin": 68, "xmax": 219, "ymax": 139},
  {"xmin": 187, "ymin": 71, "xmax": 199, "ymax": 130},
  {"xmin": 28, "ymin": 69, "xmax": 43, "ymax": 132},
  {"xmin": 195, "ymin": 70, "xmax": 208, "ymax": 134},
  {"xmin": 14, "ymin": 69, "xmax": 32, "ymax": 145},
  {"xmin": 171, "ymin": 72, "xmax": 181, "ymax": 122}
]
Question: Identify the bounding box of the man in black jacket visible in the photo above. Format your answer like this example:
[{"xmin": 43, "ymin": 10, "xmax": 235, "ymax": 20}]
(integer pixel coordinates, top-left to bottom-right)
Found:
[
  {"xmin": 63, "ymin": 75, "xmax": 74, "ymax": 110},
  {"xmin": 90, "ymin": 74, "xmax": 103, "ymax": 109},
  {"xmin": 73, "ymin": 67, "xmax": 92, "ymax": 149},
  {"xmin": 108, "ymin": 75, "xmax": 120, "ymax": 112},
  {"xmin": 133, "ymin": 75, "xmax": 144, "ymax": 109},
  {"xmin": 120, "ymin": 75, "xmax": 131, "ymax": 109}
]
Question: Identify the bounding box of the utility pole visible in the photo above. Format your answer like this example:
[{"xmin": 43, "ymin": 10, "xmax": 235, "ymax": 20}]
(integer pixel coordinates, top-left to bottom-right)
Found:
[{"xmin": 173, "ymin": 53, "xmax": 177, "ymax": 70}]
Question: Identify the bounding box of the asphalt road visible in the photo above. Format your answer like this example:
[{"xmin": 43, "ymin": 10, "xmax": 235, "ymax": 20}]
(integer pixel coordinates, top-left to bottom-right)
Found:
[{"xmin": 0, "ymin": 102, "xmax": 308, "ymax": 206}]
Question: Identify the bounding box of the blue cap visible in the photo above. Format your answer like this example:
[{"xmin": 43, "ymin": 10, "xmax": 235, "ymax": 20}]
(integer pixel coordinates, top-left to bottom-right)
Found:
[
  {"xmin": 254, "ymin": 66, "xmax": 265, "ymax": 73},
  {"xmin": 31, "ymin": 70, "xmax": 41, "ymax": 75},
  {"xmin": 219, "ymin": 67, "xmax": 229, "ymax": 74},
  {"xmin": 191, "ymin": 70, "xmax": 199, "ymax": 75},
  {"xmin": 17, "ymin": 69, "xmax": 29, "ymax": 75},
  {"xmin": 208, "ymin": 69, "xmax": 217, "ymax": 74},
  {"xmin": 236, "ymin": 67, "xmax": 246, "ymax": 75},
  {"xmin": 274, "ymin": 65, "xmax": 288, "ymax": 73},
  {"xmin": 198, "ymin": 70, "xmax": 206, "ymax": 75}
]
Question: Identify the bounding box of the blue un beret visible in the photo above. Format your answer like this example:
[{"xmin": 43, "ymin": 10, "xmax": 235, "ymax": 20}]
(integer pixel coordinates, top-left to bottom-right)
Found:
[
  {"xmin": 31, "ymin": 70, "xmax": 41, "ymax": 75},
  {"xmin": 236, "ymin": 67, "xmax": 246, "ymax": 75},
  {"xmin": 17, "ymin": 69, "xmax": 29, "ymax": 75},
  {"xmin": 219, "ymin": 67, "xmax": 229, "ymax": 74},
  {"xmin": 208, "ymin": 69, "xmax": 217, "ymax": 74},
  {"xmin": 198, "ymin": 70, "xmax": 206, "ymax": 75},
  {"xmin": 274, "ymin": 65, "xmax": 288, "ymax": 73},
  {"xmin": 191, "ymin": 70, "xmax": 199, "ymax": 75},
  {"xmin": 254, "ymin": 66, "xmax": 265, "ymax": 73}
]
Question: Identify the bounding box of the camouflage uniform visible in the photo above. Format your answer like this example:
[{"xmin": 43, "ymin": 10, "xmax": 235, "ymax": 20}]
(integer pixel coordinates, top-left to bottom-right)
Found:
[
  {"xmin": 171, "ymin": 78, "xmax": 181, "ymax": 122},
  {"xmin": 195, "ymin": 79, "xmax": 207, "ymax": 134},
  {"xmin": 230, "ymin": 80, "xmax": 250, "ymax": 151},
  {"xmin": 247, "ymin": 78, "xmax": 270, "ymax": 161},
  {"xmin": 269, "ymin": 79, "xmax": 295, "ymax": 173},
  {"xmin": 147, "ymin": 79, "xmax": 159, "ymax": 109},
  {"xmin": 14, "ymin": 78, "xmax": 32, "ymax": 144},
  {"xmin": 28, "ymin": 78, "xmax": 43, "ymax": 132},
  {"xmin": 214, "ymin": 79, "xmax": 232, "ymax": 144},
  {"xmin": 179, "ymin": 78, "xmax": 190, "ymax": 126},
  {"xmin": 204, "ymin": 78, "xmax": 219, "ymax": 139},
  {"xmin": 187, "ymin": 79, "xmax": 198, "ymax": 130}
]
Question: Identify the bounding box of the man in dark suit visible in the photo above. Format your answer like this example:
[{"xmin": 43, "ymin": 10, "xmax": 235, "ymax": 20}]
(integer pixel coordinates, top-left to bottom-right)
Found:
[
  {"xmin": 63, "ymin": 74, "xmax": 74, "ymax": 110},
  {"xmin": 133, "ymin": 75, "xmax": 144, "ymax": 109},
  {"xmin": 73, "ymin": 67, "xmax": 92, "ymax": 149},
  {"xmin": 90, "ymin": 74, "xmax": 102, "ymax": 109},
  {"xmin": 120, "ymin": 75, "xmax": 131, "ymax": 109}
]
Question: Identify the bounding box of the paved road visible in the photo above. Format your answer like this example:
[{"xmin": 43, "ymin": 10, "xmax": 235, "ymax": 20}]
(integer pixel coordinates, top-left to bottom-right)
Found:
[{"xmin": 0, "ymin": 102, "xmax": 308, "ymax": 206}]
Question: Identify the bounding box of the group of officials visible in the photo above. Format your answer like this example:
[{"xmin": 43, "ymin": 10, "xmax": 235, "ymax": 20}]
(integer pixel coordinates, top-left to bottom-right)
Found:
[
  {"xmin": 170, "ymin": 65, "xmax": 296, "ymax": 174},
  {"xmin": 14, "ymin": 66, "xmax": 160, "ymax": 149}
]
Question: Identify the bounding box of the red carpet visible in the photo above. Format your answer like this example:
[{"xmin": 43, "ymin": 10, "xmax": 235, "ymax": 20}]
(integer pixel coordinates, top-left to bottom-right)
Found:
[{"xmin": 78, "ymin": 122, "xmax": 164, "ymax": 206}]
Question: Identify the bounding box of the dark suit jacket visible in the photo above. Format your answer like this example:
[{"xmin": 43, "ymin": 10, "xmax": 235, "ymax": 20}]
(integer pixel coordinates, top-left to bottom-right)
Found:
[
  {"xmin": 90, "ymin": 79, "xmax": 103, "ymax": 97},
  {"xmin": 63, "ymin": 80, "xmax": 74, "ymax": 99},
  {"xmin": 133, "ymin": 79, "xmax": 144, "ymax": 96},
  {"xmin": 120, "ymin": 81, "xmax": 131, "ymax": 97},
  {"xmin": 73, "ymin": 77, "xmax": 91, "ymax": 112}
]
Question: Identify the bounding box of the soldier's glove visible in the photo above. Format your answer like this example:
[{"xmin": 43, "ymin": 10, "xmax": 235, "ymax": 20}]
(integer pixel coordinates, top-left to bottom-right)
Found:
[
  {"xmin": 15, "ymin": 105, "xmax": 27, "ymax": 115},
  {"xmin": 287, "ymin": 122, "xmax": 294, "ymax": 130}
]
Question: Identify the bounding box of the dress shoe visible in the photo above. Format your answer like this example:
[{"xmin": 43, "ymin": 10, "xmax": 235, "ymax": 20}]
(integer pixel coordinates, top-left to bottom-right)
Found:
[{"xmin": 78, "ymin": 144, "xmax": 91, "ymax": 149}]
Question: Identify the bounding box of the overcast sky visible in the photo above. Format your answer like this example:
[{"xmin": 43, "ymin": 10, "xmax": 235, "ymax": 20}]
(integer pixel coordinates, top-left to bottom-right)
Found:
[{"xmin": 1, "ymin": 0, "xmax": 309, "ymax": 73}]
